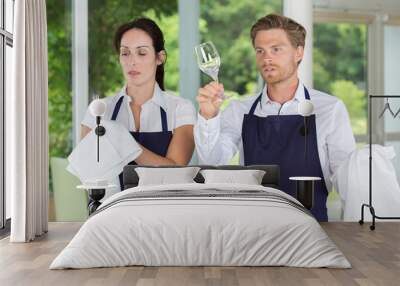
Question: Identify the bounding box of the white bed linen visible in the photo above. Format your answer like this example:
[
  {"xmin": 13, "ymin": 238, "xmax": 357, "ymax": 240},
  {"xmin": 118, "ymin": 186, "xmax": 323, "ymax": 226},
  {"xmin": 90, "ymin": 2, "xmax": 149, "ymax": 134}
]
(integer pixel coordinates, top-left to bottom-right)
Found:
[{"xmin": 50, "ymin": 183, "xmax": 350, "ymax": 269}]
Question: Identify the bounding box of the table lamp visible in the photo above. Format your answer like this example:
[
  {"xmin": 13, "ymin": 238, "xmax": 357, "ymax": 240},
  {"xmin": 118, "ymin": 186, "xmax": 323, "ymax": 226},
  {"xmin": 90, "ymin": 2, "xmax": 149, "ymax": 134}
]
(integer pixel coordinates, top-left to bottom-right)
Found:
[
  {"xmin": 89, "ymin": 98, "xmax": 106, "ymax": 162},
  {"xmin": 289, "ymin": 100, "xmax": 320, "ymax": 210}
]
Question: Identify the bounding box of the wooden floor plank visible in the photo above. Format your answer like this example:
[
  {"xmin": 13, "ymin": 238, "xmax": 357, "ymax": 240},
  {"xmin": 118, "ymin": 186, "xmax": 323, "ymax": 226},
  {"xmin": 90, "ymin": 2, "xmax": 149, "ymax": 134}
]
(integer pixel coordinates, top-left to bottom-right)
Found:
[{"xmin": 1, "ymin": 222, "xmax": 400, "ymax": 286}]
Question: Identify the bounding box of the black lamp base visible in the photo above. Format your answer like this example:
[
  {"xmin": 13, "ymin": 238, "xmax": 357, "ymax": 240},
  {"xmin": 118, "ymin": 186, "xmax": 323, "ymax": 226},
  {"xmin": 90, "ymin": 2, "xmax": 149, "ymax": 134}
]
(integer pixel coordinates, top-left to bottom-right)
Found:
[
  {"xmin": 95, "ymin": 125, "xmax": 106, "ymax": 136},
  {"xmin": 289, "ymin": 177, "xmax": 321, "ymax": 210},
  {"xmin": 295, "ymin": 180, "xmax": 315, "ymax": 210},
  {"xmin": 87, "ymin": 188, "xmax": 105, "ymax": 215}
]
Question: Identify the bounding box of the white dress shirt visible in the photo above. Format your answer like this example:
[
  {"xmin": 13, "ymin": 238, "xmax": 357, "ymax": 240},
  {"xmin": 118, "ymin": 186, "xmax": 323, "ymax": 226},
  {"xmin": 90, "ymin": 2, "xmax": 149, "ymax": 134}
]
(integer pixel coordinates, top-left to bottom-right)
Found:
[
  {"xmin": 194, "ymin": 81, "xmax": 356, "ymax": 192},
  {"xmin": 82, "ymin": 83, "xmax": 196, "ymax": 132}
]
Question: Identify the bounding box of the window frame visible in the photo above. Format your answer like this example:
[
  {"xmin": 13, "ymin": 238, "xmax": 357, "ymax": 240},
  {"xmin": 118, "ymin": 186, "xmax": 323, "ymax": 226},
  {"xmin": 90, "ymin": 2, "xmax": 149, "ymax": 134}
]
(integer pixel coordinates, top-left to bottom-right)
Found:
[
  {"xmin": 382, "ymin": 18, "xmax": 400, "ymax": 141},
  {"xmin": 313, "ymin": 9, "xmax": 400, "ymax": 145},
  {"xmin": 0, "ymin": 0, "xmax": 13, "ymax": 233}
]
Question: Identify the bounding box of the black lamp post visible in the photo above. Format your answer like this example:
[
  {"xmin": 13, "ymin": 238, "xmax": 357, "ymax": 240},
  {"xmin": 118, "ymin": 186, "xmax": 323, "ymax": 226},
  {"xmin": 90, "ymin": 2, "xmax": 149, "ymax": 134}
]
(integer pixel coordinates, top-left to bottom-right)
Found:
[{"xmin": 89, "ymin": 99, "xmax": 107, "ymax": 162}]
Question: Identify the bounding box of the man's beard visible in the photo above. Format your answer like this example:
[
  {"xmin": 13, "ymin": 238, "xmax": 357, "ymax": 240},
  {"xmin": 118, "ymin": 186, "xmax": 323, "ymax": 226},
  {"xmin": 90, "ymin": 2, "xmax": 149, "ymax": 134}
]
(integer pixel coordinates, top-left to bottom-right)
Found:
[{"xmin": 263, "ymin": 63, "xmax": 297, "ymax": 85}]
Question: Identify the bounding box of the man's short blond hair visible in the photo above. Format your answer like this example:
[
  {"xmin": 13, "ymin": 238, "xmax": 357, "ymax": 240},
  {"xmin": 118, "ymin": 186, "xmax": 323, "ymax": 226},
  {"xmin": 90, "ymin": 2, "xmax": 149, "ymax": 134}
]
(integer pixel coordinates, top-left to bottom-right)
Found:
[{"xmin": 250, "ymin": 14, "xmax": 306, "ymax": 48}]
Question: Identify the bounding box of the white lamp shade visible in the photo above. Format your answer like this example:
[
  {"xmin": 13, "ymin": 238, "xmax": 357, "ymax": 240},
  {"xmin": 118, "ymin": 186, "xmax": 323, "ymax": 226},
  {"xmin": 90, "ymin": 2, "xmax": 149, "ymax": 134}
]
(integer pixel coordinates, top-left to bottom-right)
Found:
[
  {"xmin": 89, "ymin": 99, "xmax": 106, "ymax": 117},
  {"xmin": 298, "ymin": 100, "xmax": 314, "ymax": 117}
]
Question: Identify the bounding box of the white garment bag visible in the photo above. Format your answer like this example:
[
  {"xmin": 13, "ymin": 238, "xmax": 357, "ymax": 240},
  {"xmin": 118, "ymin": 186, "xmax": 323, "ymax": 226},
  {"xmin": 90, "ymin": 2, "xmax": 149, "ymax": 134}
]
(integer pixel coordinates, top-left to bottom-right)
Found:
[{"xmin": 336, "ymin": 145, "xmax": 400, "ymax": 221}]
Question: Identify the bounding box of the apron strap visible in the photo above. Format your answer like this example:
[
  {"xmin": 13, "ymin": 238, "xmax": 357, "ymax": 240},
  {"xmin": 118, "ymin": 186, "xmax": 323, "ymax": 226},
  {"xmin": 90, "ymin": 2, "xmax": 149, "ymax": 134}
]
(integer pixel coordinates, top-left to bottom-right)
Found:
[
  {"xmin": 111, "ymin": 96, "xmax": 124, "ymax": 120},
  {"xmin": 304, "ymin": 87, "xmax": 310, "ymax": 100},
  {"xmin": 160, "ymin": 107, "xmax": 168, "ymax": 132},
  {"xmin": 248, "ymin": 86, "xmax": 311, "ymax": 115},
  {"xmin": 248, "ymin": 93, "xmax": 263, "ymax": 115},
  {"xmin": 112, "ymin": 95, "xmax": 168, "ymax": 132}
]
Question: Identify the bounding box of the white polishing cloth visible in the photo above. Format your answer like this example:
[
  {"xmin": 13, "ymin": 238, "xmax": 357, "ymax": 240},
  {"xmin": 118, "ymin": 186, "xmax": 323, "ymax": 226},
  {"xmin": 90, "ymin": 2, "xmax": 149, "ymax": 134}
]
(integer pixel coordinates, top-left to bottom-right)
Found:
[
  {"xmin": 67, "ymin": 119, "xmax": 142, "ymax": 183},
  {"xmin": 335, "ymin": 144, "xmax": 400, "ymax": 221}
]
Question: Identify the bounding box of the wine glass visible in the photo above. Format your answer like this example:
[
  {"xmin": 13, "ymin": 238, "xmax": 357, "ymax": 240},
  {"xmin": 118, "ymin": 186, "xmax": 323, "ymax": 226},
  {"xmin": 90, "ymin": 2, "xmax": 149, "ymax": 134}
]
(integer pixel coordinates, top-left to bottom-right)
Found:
[
  {"xmin": 195, "ymin": 41, "xmax": 229, "ymax": 100},
  {"xmin": 195, "ymin": 41, "xmax": 220, "ymax": 82}
]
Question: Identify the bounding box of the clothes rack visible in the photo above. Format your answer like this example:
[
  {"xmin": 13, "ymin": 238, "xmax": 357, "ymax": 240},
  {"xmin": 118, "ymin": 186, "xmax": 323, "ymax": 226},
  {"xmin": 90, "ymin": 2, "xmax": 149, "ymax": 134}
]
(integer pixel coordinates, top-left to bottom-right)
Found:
[{"xmin": 359, "ymin": 95, "xmax": 400, "ymax": 230}]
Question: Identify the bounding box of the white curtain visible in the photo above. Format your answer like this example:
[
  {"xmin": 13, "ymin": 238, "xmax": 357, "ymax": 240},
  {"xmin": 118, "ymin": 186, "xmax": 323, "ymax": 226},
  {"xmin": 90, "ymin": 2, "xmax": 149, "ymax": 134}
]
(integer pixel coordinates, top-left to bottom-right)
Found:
[{"xmin": 8, "ymin": 0, "xmax": 49, "ymax": 242}]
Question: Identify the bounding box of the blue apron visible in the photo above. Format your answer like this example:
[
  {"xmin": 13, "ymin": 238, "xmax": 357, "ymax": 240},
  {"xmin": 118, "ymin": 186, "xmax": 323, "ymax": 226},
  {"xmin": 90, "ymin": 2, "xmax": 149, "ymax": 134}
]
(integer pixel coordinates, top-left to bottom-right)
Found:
[
  {"xmin": 241, "ymin": 87, "xmax": 328, "ymax": 221},
  {"xmin": 111, "ymin": 96, "xmax": 173, "ymax": 189}
]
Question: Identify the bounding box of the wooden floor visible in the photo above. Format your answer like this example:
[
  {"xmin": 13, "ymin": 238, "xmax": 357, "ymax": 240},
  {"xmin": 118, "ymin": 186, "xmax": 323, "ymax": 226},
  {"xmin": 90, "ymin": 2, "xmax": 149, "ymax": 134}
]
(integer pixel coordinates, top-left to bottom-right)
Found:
[{"xmin": 1, "ymin": 222, "xmax": 399, "ymax": 286}]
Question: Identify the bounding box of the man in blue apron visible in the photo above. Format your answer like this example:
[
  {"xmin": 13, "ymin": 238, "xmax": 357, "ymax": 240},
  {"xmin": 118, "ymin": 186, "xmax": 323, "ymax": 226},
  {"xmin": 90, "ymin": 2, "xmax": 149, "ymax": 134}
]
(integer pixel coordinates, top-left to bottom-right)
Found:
[{"xmin": 194, "ymin": 14, "xmax": 356, "ymax": 221}]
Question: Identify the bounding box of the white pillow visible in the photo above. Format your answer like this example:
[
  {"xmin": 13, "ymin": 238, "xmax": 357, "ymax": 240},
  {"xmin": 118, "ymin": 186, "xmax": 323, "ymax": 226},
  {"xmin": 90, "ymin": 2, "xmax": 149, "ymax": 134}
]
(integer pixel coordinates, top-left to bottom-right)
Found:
[
  {"xmin": 200, "ymin": 169, "xmax": 266, "ymax": 185},
  {"xmin": 135, "ymin": 167, "xmax": 201, "ymax": 186}
]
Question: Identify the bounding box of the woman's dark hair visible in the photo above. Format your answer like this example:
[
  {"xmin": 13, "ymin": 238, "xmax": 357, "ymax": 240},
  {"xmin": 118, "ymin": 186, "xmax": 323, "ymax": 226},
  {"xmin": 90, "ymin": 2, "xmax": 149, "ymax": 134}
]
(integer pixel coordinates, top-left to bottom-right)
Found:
[{"xmin": 114, "ymin": 18, "xmax": 167, "ymax": 90}]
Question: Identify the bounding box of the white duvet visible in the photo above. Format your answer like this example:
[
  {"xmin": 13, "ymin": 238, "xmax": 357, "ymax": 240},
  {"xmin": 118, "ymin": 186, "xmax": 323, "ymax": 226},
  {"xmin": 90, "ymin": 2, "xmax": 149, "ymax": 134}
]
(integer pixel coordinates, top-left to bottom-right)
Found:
[{"xmin": 50, "ymin": 183, "xmax": 351, "ymax": 269}]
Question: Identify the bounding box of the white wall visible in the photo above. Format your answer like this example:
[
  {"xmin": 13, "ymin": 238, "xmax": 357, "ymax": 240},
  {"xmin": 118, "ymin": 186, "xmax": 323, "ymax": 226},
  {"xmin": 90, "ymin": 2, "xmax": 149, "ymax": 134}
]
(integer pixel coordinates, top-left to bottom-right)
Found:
[{"xmin": 284, "ymin": 0, "xmax": 313, "ymax": 88}]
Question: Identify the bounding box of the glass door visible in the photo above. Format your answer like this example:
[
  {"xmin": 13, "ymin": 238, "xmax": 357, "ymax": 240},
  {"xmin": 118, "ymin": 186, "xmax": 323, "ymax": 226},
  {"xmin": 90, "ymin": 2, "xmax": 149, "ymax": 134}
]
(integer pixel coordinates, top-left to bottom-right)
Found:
[
  {"xmin": 313, "ymin": 21, "xmax": 368, "ymax": 221},
  {"xmin": 383, "ymin": 24, "xmax": 400, "ymax": 180},
  {"xmin": 1, "ymin": 0, "xmax": 14, "ymax": 232}
]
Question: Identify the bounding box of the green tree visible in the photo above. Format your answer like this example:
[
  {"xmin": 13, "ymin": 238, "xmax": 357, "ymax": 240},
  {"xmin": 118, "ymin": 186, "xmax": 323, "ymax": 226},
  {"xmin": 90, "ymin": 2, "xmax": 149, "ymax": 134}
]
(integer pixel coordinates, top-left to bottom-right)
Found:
[
  {"xmin": 312, "ymin": 48, "xmax": 330, "ymax": 91},
  {"xmin": 330, "ymin": 80, "xmax": 366, "ymax": 134},
  {"xmin": 200, "ymin": 0, "xmax": 282, "ymax": 94},
  {"xmin": 313, "ymin": 23, "xmax": 367, "ymax": 93},
  {"xmin": 313, "ymin": 23, "xmax": 368, "ymax": 135},
  {"xmin": 47, "ymin": 0, "xmax": 73, "ymax": 158}
]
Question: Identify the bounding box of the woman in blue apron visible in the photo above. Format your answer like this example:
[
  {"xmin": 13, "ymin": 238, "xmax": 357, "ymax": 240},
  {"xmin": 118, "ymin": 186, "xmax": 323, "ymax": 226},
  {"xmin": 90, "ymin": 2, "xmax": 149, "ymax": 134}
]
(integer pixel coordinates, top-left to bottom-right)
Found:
[{"xmin": 80, "ymin": 18, "xmax": 195, "ymax": 191}]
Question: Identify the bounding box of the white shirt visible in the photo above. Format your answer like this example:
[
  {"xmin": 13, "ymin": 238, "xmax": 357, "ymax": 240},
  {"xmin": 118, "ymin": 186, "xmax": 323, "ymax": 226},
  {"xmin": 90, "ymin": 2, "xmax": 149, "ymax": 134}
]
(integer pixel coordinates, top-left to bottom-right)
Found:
[
  {"xmin": 82, "ymin": 83, "xmax": 196, "ymax": 132},
  {"xmin": 194, "ymin": 81, "xmax": 356, "ymax": 192}
]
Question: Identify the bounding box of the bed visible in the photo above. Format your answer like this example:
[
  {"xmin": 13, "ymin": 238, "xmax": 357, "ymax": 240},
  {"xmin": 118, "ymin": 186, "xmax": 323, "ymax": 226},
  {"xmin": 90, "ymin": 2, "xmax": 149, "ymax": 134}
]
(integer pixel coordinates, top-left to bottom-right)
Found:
[{"xmin": 50, "ymin": 165, "xmax": 350, "ymax": 269}]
